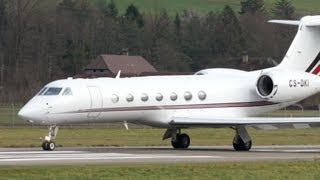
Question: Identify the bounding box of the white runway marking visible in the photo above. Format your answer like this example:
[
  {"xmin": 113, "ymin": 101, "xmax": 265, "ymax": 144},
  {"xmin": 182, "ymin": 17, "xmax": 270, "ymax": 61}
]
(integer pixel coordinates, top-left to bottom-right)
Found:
[
  {"xmin": 0, "ymin": 151, "xmax": 222, "ymax": 163},
  {"xmin": 253, "ymin": 149, "xmax": 320, "ymax": 153}
]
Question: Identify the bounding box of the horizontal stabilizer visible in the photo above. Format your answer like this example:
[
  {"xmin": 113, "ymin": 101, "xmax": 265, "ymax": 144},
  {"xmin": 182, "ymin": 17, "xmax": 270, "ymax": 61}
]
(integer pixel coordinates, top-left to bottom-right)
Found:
[
  {"xmin": 305, "ymin": 19, "xmax": 320, "ymax": 27},
  {"xmin": 269, "ymin": 17, "xmax": 320, "ymax": 27},
  {"xmin": 268, "ymin": 20, "xmax": 300, "ymax": 26}
]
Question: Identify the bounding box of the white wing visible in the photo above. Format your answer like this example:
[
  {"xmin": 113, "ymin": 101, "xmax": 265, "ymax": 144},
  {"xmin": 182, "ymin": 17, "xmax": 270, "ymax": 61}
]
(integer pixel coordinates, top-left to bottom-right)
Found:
[{"xmin": 169, "ymin": 117, "xmax": 320, "ymax": 130}]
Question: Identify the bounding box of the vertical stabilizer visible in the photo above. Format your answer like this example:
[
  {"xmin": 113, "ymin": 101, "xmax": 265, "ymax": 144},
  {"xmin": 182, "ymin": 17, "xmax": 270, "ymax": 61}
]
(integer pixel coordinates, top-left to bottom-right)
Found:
[{"xmin": 274, "ymin": 16, "xmax": 320, "ymax": 75}]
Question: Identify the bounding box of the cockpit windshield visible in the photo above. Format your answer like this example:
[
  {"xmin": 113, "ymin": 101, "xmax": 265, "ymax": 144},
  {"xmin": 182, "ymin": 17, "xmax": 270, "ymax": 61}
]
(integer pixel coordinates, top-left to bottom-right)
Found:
[
  {"xmin": 62, "ymin": 87, "xmax": 73, "ymax": 96},
  {"xmin": 43, "ymin": 87, "xmax": 63, "ymax": 96},
  {"xmin": 37, "ymin": 87, "xmax": 48, "ymax": 95}
]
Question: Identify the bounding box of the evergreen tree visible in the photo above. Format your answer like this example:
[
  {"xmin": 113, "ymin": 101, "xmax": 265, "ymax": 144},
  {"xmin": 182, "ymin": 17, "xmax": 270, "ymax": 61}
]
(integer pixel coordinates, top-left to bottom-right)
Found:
[
  {"xmin": 174, "ymin": 13, "xmax": 181, "ymax": 36},
  {"xmin": 272, "ymin": 0, "xmax": 295, "ymax": 19},
  {"xmin": 219, "ymin": 5, "xmax": 244, "ymax": 56},
  {"xmin": 124, "ymin": 4, "xmax": 144, "ymax": 27},
  {"xmin": 239, "ymin": 0, "xmax": 265, "ymax": 14},
  {"xmin": 59, "ymin": 0, "xmax": 76, "ymax": 8},
  {"xmin": 102, "ymin": 0, "xmax": 118, "ymax": 18}
]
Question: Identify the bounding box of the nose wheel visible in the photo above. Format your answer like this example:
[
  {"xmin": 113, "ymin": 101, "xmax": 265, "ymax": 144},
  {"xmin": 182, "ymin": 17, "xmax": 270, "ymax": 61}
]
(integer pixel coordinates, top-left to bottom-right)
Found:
[
  {"xmin": 42, "ymin": 125, "xmax": 59, "ymax": 151},
  {"xmin": 42, "ymin": 141, "xmax": 56, "ymax": 151}
]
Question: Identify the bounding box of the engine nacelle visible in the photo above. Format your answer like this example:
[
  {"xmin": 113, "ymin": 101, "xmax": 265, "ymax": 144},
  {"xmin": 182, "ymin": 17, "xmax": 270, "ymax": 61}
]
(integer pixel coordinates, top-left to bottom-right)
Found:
[{"xmin": 256, "ymin": 69, "xmax": 320, "ymax": 103}]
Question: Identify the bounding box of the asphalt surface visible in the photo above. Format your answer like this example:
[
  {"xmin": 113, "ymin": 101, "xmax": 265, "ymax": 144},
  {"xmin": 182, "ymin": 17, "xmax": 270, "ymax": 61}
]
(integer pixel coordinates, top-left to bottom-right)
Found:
[{"xmin": 0, "ymin": 145, "xmax": 319, "ymax": 166}]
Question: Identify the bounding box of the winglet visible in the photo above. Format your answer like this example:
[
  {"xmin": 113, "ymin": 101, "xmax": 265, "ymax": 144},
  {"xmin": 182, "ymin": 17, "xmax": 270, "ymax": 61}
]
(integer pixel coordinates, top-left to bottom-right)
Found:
[{"xmin": 115, "ymin": 70, "xmax": 121, "ymax": 79}]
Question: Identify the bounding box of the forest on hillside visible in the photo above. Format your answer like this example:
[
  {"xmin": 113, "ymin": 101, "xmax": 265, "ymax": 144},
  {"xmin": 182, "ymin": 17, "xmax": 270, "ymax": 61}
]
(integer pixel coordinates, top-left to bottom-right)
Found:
[{"xmin": 0, "ymin": 0, "xmax": 303, "ymax": 103}]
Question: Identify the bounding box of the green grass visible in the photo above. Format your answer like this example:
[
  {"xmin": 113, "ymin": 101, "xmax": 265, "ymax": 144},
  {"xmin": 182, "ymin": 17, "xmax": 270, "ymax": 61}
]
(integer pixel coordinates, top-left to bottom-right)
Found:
[
  {"xmin": 0, "ymin": 127, "xmax": 319, "ymax": 148},
  {"xmin": 1, "ymin": 161, "xmax": 320, "ymax": 179},
  {"xmin": 90, "ymin": 0, "xmax": 320, "ymax": 15}
]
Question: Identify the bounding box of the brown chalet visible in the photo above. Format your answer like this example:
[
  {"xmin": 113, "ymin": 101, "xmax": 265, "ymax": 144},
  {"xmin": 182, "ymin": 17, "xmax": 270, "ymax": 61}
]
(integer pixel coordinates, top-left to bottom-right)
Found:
[{"xmin": 82, "ymin": 55, "xmax": 157, "ymax": 78}]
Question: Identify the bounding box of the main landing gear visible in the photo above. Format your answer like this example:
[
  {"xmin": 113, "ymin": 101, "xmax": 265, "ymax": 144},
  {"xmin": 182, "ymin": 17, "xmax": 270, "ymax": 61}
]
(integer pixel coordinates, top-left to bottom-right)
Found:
[
  {"xmin": 232, "ymin": 126, "xmax": 252, "ymax": 151},
  {"xmin": 163, "ymin": 126, "xmax": 252, "ymax": 151},
  {"xmin": 42, "ymin": 125, "xmax": 59, "ymax": 151},
  {"xmin": 163, "ymin": 129, "xmax": 190, "ymax": 149}
]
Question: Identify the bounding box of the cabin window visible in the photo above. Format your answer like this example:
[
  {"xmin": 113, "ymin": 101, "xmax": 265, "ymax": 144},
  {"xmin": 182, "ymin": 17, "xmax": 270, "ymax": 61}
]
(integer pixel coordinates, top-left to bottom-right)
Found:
[
  {"xmin": 184, "ymin": 91, "xmax": 192, "ymax": 101},
  {"xmin": 141, "ymin": 93, "xmax": 149, "ymax": 102},
  {"xmin": 44, "ymin": 87, "xmax": 62, "ymax": 96},
  {"xmin": 155, "ymin": 93, "xmax": 163, "ymax": 101},
  {"xmin": 62, "ymin": 87, "xmax": 73, "ymax": 96},
  {"xmin": 111, "ymin": 94, "xmax": 119, "ymax": 103},
  {"xmin": 126, "ymin": 94, "xmax": 134, "ymax": 102},
  {"xmin": 37, "ymin": 87, "xmax": 48, "ymax": 95},
  {"xmin": 198, "ymin": 91, "xmax": 207, "ymax": 100},
  {"xmin": 170, "ymin": 92, "xmax": 178, "ymax": 101}
]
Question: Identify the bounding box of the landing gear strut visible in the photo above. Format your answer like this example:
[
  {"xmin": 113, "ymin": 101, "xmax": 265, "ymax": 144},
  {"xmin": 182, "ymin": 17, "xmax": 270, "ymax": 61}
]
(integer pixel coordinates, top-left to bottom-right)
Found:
[
  {"xmin": 232, "ymin": 126, "xmax": 252, "ymax": 151},
  {"xmin": 42, "ymin": 125, "xmax": 59, "ymax": 151}
]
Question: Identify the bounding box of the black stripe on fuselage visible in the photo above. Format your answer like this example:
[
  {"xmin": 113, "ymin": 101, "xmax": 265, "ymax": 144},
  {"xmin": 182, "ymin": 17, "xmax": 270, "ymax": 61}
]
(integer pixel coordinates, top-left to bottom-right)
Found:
[
  {"xmin": 65, "ymin": 101, "xmax": 277, "ymax": 114},
  {"xmin": 306, "ymin": 51, "xmax": 320, "ymax": 72}
]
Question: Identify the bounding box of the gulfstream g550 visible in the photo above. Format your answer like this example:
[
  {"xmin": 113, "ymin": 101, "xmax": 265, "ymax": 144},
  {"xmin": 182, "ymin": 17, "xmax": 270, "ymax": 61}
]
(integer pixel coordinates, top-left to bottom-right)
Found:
[{"xmin": 19, "ymin": 15, "xmax": 320, "ymax": 151}]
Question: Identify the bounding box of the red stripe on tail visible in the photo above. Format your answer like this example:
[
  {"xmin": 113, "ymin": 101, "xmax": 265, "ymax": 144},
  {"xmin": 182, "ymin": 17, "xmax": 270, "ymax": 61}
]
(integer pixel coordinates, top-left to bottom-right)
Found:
[{"xmin": 312, "ymin": 65, "xmax": 320, "ymax": 75}]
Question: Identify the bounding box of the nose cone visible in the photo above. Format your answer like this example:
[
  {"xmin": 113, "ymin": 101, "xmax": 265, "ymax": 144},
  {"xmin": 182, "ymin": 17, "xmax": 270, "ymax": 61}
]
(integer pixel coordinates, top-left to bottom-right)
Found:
[
  {"xmin": 18, "ymin": 106, "xmax": 36, "ymax": 123},
  {"xmin": 18, "ymin": 103, "xmax": 47, "ymax": 124}
]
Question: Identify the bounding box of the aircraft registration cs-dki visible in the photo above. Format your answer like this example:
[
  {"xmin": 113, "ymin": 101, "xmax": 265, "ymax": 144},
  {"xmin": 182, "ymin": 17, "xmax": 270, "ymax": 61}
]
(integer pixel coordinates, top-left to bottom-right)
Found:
[{"xmin": 19, "ymin": 15, "xmax": 320, "ymax": 151}]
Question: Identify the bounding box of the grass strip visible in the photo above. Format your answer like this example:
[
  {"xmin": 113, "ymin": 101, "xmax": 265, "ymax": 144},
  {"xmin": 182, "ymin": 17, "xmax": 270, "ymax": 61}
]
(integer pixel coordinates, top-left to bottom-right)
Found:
[{"xmin": 0, "ymin": 161, "xmax": 320, "ymax": 179}]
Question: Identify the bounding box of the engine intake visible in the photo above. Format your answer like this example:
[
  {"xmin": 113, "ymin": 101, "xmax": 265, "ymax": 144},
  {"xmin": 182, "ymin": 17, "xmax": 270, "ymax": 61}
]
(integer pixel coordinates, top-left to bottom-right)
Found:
[
  {"xmin": 255, "ymin": 70, "xmax": 320, "ymax": 103},
  {"xmin": 257, "ymin": 75, "xmax": 274, "ymax": 97}
]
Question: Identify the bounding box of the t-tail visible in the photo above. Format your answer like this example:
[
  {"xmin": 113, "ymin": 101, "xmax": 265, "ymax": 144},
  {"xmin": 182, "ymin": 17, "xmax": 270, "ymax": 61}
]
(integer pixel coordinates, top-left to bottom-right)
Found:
[{"xmin": 270, "ymin": 16, "xmax": 320, "ymax": 75}]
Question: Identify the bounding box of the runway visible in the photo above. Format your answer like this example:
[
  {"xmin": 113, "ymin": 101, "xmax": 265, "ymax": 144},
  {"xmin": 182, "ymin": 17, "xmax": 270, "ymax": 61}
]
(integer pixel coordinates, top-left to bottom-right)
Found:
[{"xmin": 0, "ymin": 145, "xmax": 319, "ymax": 166}]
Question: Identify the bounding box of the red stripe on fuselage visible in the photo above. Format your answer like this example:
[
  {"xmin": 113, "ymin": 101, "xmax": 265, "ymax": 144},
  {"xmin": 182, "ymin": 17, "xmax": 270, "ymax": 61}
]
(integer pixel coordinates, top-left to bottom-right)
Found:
[{"xmin": 64, "ymin": 101, "xmax": 277, "ymax": 114}]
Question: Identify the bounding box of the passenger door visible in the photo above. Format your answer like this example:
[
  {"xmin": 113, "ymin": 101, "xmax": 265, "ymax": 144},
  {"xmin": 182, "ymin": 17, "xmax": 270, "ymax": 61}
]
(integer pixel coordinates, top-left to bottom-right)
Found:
[{"xmin": 87, "ymin": 86, "xmax": 102, "ymax": 118}]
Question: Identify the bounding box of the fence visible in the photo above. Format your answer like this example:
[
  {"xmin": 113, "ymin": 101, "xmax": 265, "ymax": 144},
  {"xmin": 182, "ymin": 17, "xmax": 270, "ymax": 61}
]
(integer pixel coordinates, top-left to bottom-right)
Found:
[{"xmin": 1, "ymin": 104, "xmax": 320, "ymax": 128}]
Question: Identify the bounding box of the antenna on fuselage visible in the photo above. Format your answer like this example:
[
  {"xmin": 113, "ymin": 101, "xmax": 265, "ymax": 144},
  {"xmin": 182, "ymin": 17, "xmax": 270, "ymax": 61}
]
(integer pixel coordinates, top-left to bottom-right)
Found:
[
  {"xmin": 124, "ymin": 120, "xmax": 129, "ymax": 130},
  {"xmin": 115, "ymin": 70, "xmax": 121, "ymax": 79}
]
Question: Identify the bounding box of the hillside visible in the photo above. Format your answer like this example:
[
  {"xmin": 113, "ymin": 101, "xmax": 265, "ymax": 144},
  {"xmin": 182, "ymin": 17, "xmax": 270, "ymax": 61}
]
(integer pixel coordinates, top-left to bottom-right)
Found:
[{"xmin": 90, "ymin": 0, "xmax": 320, "ymax": 15}]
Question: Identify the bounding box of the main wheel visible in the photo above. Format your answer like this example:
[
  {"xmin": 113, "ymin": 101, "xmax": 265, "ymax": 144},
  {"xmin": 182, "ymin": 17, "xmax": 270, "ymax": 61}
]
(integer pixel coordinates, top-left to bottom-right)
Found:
[
  {"xmin": 171, "ymin": 133, "xmax": 190, "ymax": 149},
  {"xmin": 42, "ymin": 142, "xmax": 48, "ymax": 150},
  {"xmin": 42, "ymin": 141, "xmax": 56, "ymax": 151},
  {"xmin": 233, "ymin": 135, "xmax": 252, "ymax": 151},
  {"xmin": 179, "ymin": 134, "xmax": 190, "ymax": 148},
  {"xmin": 171, "ymin": 139, "xmax": 180, "ymax": 149}
]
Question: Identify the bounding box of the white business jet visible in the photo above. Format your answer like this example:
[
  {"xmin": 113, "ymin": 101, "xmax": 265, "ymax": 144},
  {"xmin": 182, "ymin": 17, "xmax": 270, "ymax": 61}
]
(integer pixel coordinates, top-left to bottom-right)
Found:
[{"xmin": 18, "ymin": 15, "xmax": 320, "ymax": 151}]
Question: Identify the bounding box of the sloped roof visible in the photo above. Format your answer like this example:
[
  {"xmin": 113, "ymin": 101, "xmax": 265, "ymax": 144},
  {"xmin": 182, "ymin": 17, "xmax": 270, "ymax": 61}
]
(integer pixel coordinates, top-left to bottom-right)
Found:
[{"xmin": 85, "ymin": 55, "xmax": 157, "ymax": 75}]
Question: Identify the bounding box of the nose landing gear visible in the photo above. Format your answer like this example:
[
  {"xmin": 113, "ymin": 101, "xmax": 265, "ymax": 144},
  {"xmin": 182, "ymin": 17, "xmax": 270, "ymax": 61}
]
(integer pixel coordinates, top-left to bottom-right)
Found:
[{"xmin": 42, "ymin": 125, "xmax": 59, "ymax": 151}]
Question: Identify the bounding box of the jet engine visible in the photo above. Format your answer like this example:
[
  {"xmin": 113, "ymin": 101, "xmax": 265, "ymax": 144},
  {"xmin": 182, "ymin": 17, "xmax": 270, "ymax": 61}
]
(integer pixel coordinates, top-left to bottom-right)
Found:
[{"xmin": 256, "ymin": 70, "xmax": 320, "ymax": 103}]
